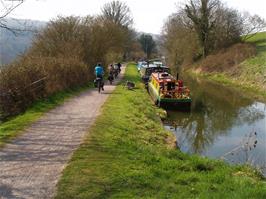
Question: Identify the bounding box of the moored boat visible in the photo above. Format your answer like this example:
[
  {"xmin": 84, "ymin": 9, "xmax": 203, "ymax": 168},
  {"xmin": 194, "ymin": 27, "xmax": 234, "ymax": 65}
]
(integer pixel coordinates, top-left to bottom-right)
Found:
[
  {"xmin": 148, "ymin": 72, "xmax": 192, "ymax": 110},
  {"xmin": 140, "ymin": 65, "xmax": 170, "ymax": 85}
]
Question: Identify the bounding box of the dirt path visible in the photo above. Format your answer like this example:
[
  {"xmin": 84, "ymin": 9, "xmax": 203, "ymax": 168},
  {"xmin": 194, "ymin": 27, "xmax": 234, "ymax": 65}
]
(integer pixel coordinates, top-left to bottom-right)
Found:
[{"xmin": 0, "ymin": 67, "xmax": 125, "ymax": 199}]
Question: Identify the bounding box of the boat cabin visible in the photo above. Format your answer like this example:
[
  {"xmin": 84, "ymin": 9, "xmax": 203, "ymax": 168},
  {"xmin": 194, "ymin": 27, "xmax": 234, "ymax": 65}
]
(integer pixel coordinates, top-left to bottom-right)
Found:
[
  {"xmin": 148, "ymin": 72, "xmax": 192, "ymax": 110},
  {"xmin": 140, "ymin": 66, "xmax": 170, "ymax": 83},
  {"xmin": 150, "ymin": 72, "xmax": 190, "ymax": 99}
]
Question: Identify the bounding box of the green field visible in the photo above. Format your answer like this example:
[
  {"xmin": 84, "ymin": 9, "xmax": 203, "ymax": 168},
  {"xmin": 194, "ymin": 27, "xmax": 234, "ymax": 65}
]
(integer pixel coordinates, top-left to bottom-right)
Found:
[
  {"xmin": 55, "ymin": 64, "xmax": 266, "ymax": 199},
  {"xmin": 0, "ymin": 84, "xmax": 92, "ymax": 147},
  {"xmin": 240, "ymin": 32, "xmax": 266, "ymax": 89},
  {"xmin": 246, "ymin": 31, "xmax": 266, "ymax": 54}
]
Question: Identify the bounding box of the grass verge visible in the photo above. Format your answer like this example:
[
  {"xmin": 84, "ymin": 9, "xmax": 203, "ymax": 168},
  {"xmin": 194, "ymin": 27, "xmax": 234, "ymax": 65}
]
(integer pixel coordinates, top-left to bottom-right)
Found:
[
  {"xmin": 55, "ymin": 64, "xmax": 266, "ymax": 199},
  {"xmin": 0, "ymin": 83, "xmax": 92, "ymax": 147}
]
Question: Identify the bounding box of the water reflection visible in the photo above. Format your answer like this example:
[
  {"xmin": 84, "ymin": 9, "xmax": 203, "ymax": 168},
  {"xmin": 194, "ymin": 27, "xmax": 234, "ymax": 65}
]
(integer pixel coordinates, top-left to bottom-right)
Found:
[{"xmin": 164, "ymin": 75, "xmax": 266, "ymax": 172}]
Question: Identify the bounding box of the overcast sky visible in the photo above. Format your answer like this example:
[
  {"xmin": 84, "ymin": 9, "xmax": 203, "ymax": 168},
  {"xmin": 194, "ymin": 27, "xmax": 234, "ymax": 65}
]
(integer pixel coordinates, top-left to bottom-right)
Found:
[{"xmin": 6, "ymin": 0, "xmax": 266, "ymax": 34}]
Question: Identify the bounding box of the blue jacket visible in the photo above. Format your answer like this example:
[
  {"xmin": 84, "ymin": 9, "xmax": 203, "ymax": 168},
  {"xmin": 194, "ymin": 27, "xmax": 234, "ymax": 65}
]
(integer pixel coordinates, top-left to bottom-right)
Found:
[{"xmin": 95, "ymin": 66, "xmax": 104, "ymax": 76}]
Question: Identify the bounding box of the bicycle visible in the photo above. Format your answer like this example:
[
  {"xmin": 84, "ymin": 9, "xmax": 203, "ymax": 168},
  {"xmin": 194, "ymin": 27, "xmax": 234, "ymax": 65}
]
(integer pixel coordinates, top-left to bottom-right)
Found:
[
  {"xmin": 94, "ymin": 77, "xmax": 104, "ymax": 93},
  {"xmin": 108, "ymin": 73, "xmax": 114, "ymax": 85}
]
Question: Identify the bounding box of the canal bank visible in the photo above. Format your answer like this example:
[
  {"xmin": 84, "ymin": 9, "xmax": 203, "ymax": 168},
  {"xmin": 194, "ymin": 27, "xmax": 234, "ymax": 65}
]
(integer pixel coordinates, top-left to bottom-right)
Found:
[
  {"xmin": 163, "ymin": 74, "xmax": 266, "ymax": 176},
  {"xmin": 55, "ymin": 64, "xmax": 266, "ymax": 199},
  {"xmin": 187, "ymin": 69, "xmax": 266, "ymax": 100},
  {"xmin": 185, "ymin": 32, "xmax": 266, "ymax": 100}
]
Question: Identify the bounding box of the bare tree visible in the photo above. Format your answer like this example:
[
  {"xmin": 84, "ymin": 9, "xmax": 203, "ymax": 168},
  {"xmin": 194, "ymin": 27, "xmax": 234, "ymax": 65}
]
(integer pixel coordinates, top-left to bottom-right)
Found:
[
  {"xmin": 185, "ymin": 0, "xmax": 221, "ymax": 57},
  {"xmin": 241, "ymin": 13, "xmax": 266, "ymax": 41},
  {"xmin": 101, "ymin": 0, "xmax": 133, "ymax": 27},
  {"xmin": 213, "ymin": 6, "xmax": 243, "ymax": 49},
  {"xmin": 0, "ymin": 0, "xmax": 24, "ymax": 32},
  {"xmin": 162, "ymin": 13, "xmax": 199, "ymax": 69}
]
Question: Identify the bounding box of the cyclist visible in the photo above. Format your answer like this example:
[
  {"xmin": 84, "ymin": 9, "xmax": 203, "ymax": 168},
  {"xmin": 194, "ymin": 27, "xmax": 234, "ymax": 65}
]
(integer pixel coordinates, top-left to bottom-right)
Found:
[
  {"xmin": 117, "ymin": 62, "xmax": 122, "ymax": 73},
  {"xmin": 95, "ymin": 63, "xmax": 104, "ymax": 91},
  {"xmin": 113, "ymin": 64, "xmax": 119, "ymax": 78},
  {"xmin": 109, "ymin": 64, "xmax": 114, "ymax": 74},
  {"xmin": 108, "ymin": 64, "xmax": 114, "ymax": 84}
]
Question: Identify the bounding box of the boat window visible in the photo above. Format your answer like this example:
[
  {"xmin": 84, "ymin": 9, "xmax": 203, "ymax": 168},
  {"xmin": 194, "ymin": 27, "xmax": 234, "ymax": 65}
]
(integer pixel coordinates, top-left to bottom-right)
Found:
[
  {"xmin": 160, "ymin": 83, "xmax": 164, "ymax": 90},
  {"xmin": 145, "ymin": 68, "xmax": 153, "ymax": 76},
  {"xmin": 161, "ymin": 73, "xmax": 169, "ymax": 77},
  {"xmin": 145, "ymin": 67, "xmax": 170, "ymax": 76},
  {"xmin": 167, "ymin": 82, "xmax": 175, "ymax": 91},
  {"xmin": 163, "ymin": 68, "xmax": 170, "ymax": 73}
]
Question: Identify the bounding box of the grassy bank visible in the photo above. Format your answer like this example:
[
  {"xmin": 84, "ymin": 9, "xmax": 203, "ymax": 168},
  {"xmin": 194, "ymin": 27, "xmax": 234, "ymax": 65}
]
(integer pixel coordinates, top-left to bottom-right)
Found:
[
  {"xmin": 55, "ymin": 64, "xmax": 266, "ymax": 199},
  {"xmin": 0, "ymin": 84, "xmax": 92, "ymax": 147},
  {"xmin": 188, "ymin": 32, "xmax": 266, "ymax": 98}
]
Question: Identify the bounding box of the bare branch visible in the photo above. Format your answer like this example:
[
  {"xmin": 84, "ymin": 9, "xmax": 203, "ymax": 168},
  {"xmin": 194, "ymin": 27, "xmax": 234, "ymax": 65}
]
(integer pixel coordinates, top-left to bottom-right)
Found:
[
  {"xmin": 0, "ymin": 0, "xmax": 24, "ymax": 19},
  {"xmin": 0, "ymin": 0, "xmax": 25, "ymax": 33},
  {"xmin": 241, "ymin": 13, "xmax": 266, "ymax": 41},
  {"xmin": 101, "ymin": 0, "xmax": 133, "ymax": 28}
]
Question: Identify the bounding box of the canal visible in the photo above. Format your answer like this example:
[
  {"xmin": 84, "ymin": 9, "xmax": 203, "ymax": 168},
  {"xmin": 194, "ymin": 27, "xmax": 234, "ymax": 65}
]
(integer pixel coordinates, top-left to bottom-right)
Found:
[{"xmin": 163, "ymin": 75, "xmax": 266, "ymax": 175}]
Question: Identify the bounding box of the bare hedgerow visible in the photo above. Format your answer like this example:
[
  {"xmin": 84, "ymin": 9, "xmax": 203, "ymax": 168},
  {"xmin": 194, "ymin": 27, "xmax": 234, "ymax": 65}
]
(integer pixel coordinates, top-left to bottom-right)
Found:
[{"xmin": 0, "ymin": 2, "xmax": 137, "ymax": 120}]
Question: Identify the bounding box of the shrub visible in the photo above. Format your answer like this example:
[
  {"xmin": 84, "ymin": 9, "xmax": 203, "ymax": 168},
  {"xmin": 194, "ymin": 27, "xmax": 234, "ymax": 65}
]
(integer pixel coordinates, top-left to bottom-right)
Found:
[{"xmin": 0, "ymin": 13, "xmax": 136, "ymax": 120}]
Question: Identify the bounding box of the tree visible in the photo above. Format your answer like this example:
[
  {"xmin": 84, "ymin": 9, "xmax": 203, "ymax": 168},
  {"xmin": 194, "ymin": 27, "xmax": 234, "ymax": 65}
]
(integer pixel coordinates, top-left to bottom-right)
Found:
[
  {"xmin": 185, "ymin": 0, "xmax": 220, "ymax": 57},
  {"xmin": 138, "ymin": 34, "xmax": 156, "ymax": 59},
  {"xmin": 162, "ymin": 12, "xmax": 200, "ymax": 70},
  {"xmin": 0, "ymin": 0, "xmax": 24, "ymax": 32},
  {"xmin": 101, "ymin": 0, "xmax": 133, "ymax": 28},
  {"xmin": 164, "ymin": 0, "xmax": 255, "ymax": 61},
  {"xmin": 213, "ymin": 6, "xmax": 243, "ymax": 49},
  {"xmin": 241, "ymin": 13, "xmax": 266, "ymax": 41},
  {"xmin": 162, "ymin": 0, "xmax": 259, "ymax": 70},
  {"xmin": 31, "ymin": 16, "xmax": 84, "ymax": 59},
  {"xmin": 100, "ymin": 1, "xmax": 136, "ymax": 62}
]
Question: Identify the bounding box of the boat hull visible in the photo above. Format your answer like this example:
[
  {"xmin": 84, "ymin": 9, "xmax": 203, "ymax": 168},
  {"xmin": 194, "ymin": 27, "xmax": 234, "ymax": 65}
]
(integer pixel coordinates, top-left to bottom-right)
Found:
[{"xmin": 158, "ymin": 98, "xmax": 191, "ymax": 111}]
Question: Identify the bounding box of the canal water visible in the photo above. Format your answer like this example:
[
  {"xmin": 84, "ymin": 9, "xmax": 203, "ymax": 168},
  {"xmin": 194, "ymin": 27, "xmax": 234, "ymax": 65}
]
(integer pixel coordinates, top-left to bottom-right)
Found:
[{"xmin": 163, "ymin": 75, "xmax": 266, "ymax": 175}]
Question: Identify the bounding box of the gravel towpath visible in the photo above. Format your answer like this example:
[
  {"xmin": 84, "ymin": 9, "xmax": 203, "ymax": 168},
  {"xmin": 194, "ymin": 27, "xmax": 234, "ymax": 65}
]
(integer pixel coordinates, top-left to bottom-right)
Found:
[{"xmin": 0, "ymin": 67, "xmax": 125, "ymax": 199}]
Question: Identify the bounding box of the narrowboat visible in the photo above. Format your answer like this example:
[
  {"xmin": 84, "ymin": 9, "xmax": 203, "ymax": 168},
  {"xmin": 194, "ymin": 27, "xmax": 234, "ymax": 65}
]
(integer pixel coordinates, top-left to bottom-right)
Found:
[
  {"xmin": 137, "ymin": 61, "xmax": 147, "ymax": 71},
  {"xmin": 140, "ymin": 65, "xmax": 170, "ymax": 84},
  {"xmin": 148, "ymin": 72, "xmax": 192, "ymax": 110}
]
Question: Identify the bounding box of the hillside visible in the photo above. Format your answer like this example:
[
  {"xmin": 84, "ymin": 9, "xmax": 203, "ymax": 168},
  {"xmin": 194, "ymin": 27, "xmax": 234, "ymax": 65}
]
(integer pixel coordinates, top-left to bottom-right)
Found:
[
  {"xmin": 0, "ymin": 18, "xmax": 46, "ymax": 66},
  {"xmin": 238, "ymin": 32, "xmax": 266, "ymax": 91},
  {"xmin": 189, "ymin": 31, "xmax": 266, "ymax": 96}
]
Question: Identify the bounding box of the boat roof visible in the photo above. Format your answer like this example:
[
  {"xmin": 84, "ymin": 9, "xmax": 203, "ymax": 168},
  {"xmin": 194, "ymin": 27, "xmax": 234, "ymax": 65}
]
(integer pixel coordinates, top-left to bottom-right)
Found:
[
  {"xmin": 151, "ymin": 72, "xmax": 175, "ymax": 83},
  {"xmin": 153, "ymin": 61, "xmax": 163, "ymax": 65},
  {"xmin": 142, "ymin": 64, "xmax": 169, "ymax": 69}
]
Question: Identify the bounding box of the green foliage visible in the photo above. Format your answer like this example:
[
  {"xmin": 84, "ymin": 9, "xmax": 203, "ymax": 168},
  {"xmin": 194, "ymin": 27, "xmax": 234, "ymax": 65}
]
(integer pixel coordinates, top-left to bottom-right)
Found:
[{"xmin": 55, "ymin": 64, "xmax": 266, "ymax": 199}]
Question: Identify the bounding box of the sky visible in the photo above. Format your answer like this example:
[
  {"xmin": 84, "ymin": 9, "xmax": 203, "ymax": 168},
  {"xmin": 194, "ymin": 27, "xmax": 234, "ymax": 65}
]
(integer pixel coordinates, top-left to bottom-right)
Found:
[{"xmin": 5, "ymin": 0, "xmax": 266, "ymax": 34}]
